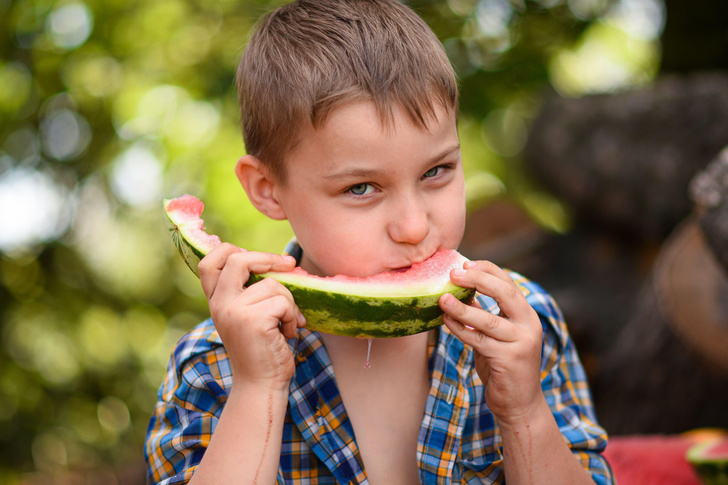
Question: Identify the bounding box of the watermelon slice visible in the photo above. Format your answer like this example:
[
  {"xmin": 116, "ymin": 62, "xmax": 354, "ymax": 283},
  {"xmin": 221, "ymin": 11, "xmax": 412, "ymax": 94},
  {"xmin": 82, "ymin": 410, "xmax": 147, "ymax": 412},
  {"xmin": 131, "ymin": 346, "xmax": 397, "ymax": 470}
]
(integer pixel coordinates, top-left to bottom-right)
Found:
[
  {"xmin": 163, "ymin": 194, "xmax": 475, "ymax": 338},
  {"xmin": 687, "ymin": 437, "xmax": 728, "ymax": 485},
  {"xmin": 604, "ymin": 435, "xmax": 704, "ymax": 485}
]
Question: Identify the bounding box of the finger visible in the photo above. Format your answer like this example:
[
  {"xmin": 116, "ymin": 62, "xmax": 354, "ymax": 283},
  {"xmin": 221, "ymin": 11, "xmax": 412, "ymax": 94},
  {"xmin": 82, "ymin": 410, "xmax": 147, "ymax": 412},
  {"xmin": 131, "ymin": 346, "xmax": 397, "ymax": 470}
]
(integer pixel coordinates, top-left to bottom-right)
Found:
[
  {"xmin": 249, "ymin": 293, "xmax": 304, "ymax": 340},
  {"xmin": 463, "ymin": 259, "xmax": 514, "ymax": 285},
  {"xmin": 240, "ymin": 277, "xmax": 306, "ymax": 326},
  {"xmin": 199, "ymin": 243, "xmax": 247, "ymax": 300},
  {"xmin": 442, "ymin": 312, "xmax": 501, "ymax": 354},
  {"xmin": 440, "ymin": 293, "xmax": 515, "ymax": 342},
  {"xmin": 246, "ymin": 254, "xmax": 299, "ymax": 277},
  {"xmin": 213, "ymin": 251, "xmax": 296, "ymax": 304},
  {"xmin": 449, "ymin": 266, "xmax": 532, "ymax": 322}
]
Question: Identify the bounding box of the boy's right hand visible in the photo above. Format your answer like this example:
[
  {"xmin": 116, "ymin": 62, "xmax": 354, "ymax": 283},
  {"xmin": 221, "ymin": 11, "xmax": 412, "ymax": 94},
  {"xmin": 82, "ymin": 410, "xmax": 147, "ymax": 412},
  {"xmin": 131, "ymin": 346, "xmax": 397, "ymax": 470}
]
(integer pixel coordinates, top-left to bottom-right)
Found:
[{"xmin": 198, "ymin": 243, "xmax": 306, "ymax": 392}]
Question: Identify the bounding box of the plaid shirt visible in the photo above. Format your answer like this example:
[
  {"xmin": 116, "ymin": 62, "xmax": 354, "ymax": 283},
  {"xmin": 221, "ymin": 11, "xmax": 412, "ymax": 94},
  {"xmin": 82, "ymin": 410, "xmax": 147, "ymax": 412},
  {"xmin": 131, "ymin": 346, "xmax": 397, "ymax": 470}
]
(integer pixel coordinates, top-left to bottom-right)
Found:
[{"xmin": 145, "ymin": 272, "xmax": 614, "ymax": 484}]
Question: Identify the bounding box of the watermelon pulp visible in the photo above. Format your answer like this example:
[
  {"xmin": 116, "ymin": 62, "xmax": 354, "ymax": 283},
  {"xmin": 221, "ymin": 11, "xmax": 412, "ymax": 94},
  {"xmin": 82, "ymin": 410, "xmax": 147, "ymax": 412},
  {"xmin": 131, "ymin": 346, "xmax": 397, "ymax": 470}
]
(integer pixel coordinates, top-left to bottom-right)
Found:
[
  {"xmin": 163, "ymin": 194, "xmax": 475, "ymax": 338},
  {"xmin": 164, "ymin": 194, "xmax": 221, "ymax": 277}
]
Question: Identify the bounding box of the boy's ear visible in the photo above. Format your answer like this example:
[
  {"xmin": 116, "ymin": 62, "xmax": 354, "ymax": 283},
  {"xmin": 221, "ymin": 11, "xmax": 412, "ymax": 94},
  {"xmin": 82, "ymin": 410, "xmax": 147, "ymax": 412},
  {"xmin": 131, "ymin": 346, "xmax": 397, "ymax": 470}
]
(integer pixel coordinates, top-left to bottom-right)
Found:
[{"xmin": 235, "ymin": 155, "xmax": 287, "ymax": 220}]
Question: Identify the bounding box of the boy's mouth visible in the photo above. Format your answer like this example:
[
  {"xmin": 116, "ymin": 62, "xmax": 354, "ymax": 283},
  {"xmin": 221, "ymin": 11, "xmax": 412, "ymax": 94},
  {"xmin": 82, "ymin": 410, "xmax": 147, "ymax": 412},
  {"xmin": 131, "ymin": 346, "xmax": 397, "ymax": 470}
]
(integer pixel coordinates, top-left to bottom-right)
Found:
[{"xmin": 388, "ymin": 250, "xmax": 438, "ymax": 273}]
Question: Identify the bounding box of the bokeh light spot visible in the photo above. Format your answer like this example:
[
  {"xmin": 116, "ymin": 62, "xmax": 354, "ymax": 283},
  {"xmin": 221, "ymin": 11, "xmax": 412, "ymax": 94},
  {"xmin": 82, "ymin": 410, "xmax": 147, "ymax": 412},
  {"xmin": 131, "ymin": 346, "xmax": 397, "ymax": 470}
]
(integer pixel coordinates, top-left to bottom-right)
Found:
[
  {"xmin": 46, "ymin": 2, "xmax": 94, "ymax": 50},
  {"xmin": 481, "ymin": 109, "xmax": 528, "ymax": 157},
  {"xmin": 0, "ymin": 62, "xmax": 33, "ymax": 114},
  {"xmin": 78, "ymin": 306, "xmax": 129, "ymax": 368},
  {"xmin": 549, "ymin": 21, "xmax": 659, "ymax": 96},
  {"xmin": 0, "ymin": 167, "xmax": 76, "ymax": 253},
  {"xmin": 608, "ymin": 0, "xmax": 665, "ymax": 40},
  {"xmin": 110, "ymin": 142, "xmax": 163, "ymax": 208},
  {"xmin": 33, "ymin": 331, "xmax": 79, "ymax": 385},
  {"xmin": 475, "ymin": 0, "xmax": 513, "ymax": 38},
  {"xmin": 97, "ymin": 396, "xmax": 130, "ymax": 434},
  {"xmin": 40, "ymin": 108, "xmax": 92, "ymax": 161},
  {"xmin": 4, "ymin": 127, "xmax": 41, "ymax": 165},
  {"xmin": 568, "ymin": 0, "xmax": 608, "ymax": 20},
  {"xmin": 164, "ymin": 100, "xmax": 221, "ymax": 147},
  {"xmin": 32, "ymin": 429, "xmax": 68, "ymax": 470},
  {"xmin": 62, "ymin": 55, "xmax": 124, "ymax": 97}
]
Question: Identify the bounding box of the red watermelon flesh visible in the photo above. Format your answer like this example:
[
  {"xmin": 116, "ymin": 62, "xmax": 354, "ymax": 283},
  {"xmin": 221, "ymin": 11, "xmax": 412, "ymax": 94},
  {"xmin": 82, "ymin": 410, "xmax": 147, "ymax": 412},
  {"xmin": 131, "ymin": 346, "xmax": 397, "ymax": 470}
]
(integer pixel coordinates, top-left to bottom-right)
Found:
[
  {"xmin": 702, "ymin": 438, "xmax": 728, "ymax": 459},
  {"xmin": 603, "ymin": 435, "xmax": 703, "ymax": 485},
  {"xmin": 165, "ymin": 194, "xmax": 221, "ymax": 254}
]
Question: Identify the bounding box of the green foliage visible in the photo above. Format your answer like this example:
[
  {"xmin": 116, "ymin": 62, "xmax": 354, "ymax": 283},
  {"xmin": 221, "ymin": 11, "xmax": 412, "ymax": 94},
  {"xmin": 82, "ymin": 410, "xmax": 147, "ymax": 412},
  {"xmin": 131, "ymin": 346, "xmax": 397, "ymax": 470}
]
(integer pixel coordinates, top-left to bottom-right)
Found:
[{"xmin": 0, "ymin": 0, "xmax": 659, "ymax": 480}]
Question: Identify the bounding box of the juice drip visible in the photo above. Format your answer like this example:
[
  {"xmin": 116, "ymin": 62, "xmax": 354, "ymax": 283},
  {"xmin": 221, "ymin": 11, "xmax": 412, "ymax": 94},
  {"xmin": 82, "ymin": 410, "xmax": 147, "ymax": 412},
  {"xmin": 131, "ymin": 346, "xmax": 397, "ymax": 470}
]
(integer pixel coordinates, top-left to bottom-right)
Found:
[{"xmin": 363, "ymin": 338, "xmax": 373, "ymax": 369}]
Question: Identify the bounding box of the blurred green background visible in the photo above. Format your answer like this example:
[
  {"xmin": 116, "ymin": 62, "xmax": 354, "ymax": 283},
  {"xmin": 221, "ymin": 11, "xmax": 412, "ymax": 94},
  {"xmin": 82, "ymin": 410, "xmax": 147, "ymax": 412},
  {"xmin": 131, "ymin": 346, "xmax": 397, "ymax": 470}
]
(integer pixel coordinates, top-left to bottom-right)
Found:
[{"xmin": 0, "ymin": 0, "xmax": 665, "ymax": 482}]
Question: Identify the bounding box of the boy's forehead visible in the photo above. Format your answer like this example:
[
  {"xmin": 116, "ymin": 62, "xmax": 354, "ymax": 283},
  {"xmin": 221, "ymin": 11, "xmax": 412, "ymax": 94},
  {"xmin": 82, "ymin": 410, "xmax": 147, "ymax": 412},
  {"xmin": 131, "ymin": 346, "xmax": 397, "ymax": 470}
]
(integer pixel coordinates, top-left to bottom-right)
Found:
[
  {"xmin": 313, "ymin": 100, "xmax": 456, "ymax": 139},
  {"xmin": 280, "ymin": 100, "xmax": 458, "ymax": 172}
]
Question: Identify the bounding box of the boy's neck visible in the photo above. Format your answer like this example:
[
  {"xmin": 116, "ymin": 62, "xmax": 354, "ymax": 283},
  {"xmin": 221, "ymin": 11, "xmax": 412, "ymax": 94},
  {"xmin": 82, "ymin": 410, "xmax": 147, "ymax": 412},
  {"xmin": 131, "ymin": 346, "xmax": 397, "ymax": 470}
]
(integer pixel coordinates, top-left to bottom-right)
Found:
[{"xmin": 320, "ymin": 330, "xmax": 433, "ymax": 373}]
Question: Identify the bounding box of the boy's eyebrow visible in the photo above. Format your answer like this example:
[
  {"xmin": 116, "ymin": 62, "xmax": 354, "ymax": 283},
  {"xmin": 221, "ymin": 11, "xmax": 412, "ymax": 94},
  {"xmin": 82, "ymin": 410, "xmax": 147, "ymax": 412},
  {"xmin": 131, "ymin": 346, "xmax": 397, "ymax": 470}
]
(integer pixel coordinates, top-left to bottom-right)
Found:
[{"xmin": 324, "ymin": 144, "xmax": 461, "ymax": 181}]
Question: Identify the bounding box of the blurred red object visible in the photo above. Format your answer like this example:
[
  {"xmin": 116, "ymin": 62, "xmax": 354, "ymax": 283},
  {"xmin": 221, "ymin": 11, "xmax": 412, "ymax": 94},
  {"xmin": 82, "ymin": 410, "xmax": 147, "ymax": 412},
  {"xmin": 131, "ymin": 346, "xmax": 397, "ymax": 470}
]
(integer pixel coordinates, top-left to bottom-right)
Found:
[{"xmin": 604, "ymin": 435, "xmax": 703, "ymax": 485}]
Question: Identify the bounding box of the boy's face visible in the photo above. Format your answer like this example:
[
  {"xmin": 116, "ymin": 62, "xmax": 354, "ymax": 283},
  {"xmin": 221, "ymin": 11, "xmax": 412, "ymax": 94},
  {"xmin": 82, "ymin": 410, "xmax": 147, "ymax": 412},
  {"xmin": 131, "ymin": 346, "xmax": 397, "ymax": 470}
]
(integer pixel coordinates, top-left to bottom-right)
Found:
[{"xmin": 271, "ymin": 100, "xmax": 465, "ymax": 278}]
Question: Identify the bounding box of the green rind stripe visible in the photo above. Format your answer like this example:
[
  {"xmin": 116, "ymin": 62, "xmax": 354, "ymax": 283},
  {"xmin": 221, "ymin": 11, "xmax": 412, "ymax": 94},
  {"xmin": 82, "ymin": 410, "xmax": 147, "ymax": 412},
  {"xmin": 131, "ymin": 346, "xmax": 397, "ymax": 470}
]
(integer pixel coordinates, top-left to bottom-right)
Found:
[
  {"xmin": 249, "ymin": 274, "xmax": 475, "ymax": 338},
  {"xmin": 170, "ymin": 226, "xmax": 205, "ymax": 277}
]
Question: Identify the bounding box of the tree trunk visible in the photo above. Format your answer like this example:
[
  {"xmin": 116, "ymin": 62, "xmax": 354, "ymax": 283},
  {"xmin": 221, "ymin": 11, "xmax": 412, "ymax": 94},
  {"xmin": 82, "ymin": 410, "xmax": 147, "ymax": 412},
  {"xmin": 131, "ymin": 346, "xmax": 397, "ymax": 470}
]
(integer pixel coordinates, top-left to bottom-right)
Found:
[
  {"xmin": 595, "ymin": 220, "xmax": 728, "ymax": 434},
  {"xmin": 525, "ymin": 73, "xmax": 728, "ymax": 242},
  {"xmin": 690, "ymin": 147, "xmax": 728, "ymax": 272}
]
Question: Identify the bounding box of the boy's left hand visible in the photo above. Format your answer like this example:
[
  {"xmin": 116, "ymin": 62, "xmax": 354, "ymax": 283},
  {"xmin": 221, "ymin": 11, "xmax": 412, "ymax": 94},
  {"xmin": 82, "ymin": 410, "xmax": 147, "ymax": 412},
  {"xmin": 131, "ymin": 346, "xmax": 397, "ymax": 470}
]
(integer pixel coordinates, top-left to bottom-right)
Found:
[{"xmin": 439, "ymin": 260, "xmax": 544, "ymax": 425}]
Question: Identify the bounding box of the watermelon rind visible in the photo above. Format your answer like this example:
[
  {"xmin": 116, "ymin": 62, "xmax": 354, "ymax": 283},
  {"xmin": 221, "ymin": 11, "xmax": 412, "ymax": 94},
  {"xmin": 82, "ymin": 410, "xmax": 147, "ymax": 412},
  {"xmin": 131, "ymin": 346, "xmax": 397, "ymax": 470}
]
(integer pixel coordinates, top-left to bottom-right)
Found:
[
  {"xmin": 686, "ymin": 440, "xmax": 728, "ymax": 485},
  {"xmin": 163, "ymin": 194, "xmax": 476, "ymax": 338},
  {"xmin": 248, "ymin": 271, "xmax": 475, "ymax": 338}
]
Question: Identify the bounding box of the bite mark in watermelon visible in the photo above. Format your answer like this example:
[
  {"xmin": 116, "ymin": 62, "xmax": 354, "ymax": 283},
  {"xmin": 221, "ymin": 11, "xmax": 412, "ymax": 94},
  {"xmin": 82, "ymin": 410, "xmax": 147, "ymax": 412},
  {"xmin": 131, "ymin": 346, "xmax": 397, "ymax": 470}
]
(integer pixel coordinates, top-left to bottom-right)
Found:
[
  {"xmin": 163, "ymin": 194, "xmax": 475, "ymax": 338},
  {"xmin": 164, "ymin": 194, "xmax": 221, "ymax": 277}
]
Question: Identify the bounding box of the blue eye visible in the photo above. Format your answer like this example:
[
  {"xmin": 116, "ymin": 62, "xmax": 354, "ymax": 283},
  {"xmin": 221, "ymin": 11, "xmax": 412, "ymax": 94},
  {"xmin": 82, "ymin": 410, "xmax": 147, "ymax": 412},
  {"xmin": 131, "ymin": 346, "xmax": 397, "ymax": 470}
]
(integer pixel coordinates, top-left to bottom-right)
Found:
[
  {"xmin": 349, "ymin": 183, "xmax": 373, "ymax": 195},
  {"xmin": 423, "ymin": 166, "xmax": 440, "ymax": 178}
]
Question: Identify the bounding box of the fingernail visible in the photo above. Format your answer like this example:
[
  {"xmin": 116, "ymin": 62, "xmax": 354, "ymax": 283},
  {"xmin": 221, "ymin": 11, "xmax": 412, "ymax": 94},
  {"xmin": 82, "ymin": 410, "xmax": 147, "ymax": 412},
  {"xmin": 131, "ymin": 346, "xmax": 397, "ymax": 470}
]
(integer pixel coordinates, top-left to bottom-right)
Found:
[
  {"xmin": 452, "ymin": 268, "xmax": 466, "ymax": 277},
  {"xmin": 465, "ymin": 261, "xmax": 477, "ymax": 268},
  {"xmin": 283, "ymin": 255, "xmax": 296, "ymax": 264},
  {"xmin": 443, "ymin": 293, "xmax": 456, "ymax": 306},
  {"xmin": 298, "ymin": 313, "xmax": 307, "ymax": 325}
]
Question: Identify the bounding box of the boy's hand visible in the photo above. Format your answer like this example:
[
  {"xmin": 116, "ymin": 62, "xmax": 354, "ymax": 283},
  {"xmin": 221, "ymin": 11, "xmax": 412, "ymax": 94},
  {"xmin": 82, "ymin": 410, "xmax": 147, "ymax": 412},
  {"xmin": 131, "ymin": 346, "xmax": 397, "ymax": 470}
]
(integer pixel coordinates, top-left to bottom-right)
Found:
[
  {"xmin": 198, "ymin": 243, "xmax": 306, "ymax": 392},
  {"xmin": 439, "ymin": 260, "xmax": 544, "ymax": 424}
]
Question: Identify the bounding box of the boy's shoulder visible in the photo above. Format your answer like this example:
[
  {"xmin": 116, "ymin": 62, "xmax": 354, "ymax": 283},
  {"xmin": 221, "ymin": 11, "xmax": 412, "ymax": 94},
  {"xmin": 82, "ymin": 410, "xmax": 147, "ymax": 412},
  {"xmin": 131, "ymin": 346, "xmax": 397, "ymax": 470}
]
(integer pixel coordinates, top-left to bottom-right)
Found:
[
  {"xmin": 157, "ymin": 319, "xmax": 232, "ymax": 409},
  {"xmin": 161, "ymin": 319, "xmax": 225, "ymax": 386},
  {"xmin": 171, "ymin": 318, "xmax": 222, "ymax": 365}
]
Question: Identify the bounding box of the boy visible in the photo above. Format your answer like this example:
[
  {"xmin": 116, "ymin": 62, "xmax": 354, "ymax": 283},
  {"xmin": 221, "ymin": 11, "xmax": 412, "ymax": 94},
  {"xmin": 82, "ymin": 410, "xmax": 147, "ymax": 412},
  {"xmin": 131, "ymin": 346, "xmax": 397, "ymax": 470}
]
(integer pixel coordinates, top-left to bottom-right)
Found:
[{"xmin": 145, "ymin": 0, "xmax": 614, "ymax": 483}]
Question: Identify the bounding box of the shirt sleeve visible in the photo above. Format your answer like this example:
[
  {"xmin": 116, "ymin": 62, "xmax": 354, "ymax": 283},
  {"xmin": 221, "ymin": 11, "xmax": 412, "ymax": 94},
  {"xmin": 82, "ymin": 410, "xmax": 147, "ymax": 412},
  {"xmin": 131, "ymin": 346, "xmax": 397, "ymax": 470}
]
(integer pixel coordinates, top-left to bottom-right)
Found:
[
  {"xmin": 514, "ymin": 273, "xmax": 615, "ymax": 485},
  {"xmin": 144, "ymin": 320, "xmax": 232, "ymax": 485}
]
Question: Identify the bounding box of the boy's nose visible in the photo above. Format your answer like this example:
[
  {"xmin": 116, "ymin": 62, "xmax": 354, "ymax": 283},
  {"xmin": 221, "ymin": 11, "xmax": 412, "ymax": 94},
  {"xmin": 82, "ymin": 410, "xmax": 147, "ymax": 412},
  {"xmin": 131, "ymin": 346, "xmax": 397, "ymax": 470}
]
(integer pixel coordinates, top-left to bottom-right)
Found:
[{"xmin": 387, "ymin": 196, "xmax": 430, "ymax": 245}]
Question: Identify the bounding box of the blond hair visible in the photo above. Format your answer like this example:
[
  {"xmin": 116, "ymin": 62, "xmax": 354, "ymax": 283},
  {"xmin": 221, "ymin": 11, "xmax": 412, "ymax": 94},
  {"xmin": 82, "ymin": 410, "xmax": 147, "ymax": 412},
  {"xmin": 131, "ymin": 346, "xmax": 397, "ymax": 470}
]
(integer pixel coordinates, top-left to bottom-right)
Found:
[{"xmin": 236, "ymin": 0, "xmax": 458, "ymax": 182}]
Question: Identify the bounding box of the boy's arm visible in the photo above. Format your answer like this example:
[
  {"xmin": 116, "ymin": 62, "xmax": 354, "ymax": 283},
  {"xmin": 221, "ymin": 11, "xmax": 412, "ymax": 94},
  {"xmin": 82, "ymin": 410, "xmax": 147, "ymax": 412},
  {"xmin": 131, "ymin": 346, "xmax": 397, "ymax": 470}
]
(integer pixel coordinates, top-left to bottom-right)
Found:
[
  {"xmin": 190, "ymin": 244, "xmax": 305, "ymax": 484},
  {"xmin": 145, "ymin": 342, "xmax": 288, "ymax": 485},
  {"xmin": 440, "ymin": 260, "xmax": 611, "ymax": 485},
  {"xmin": 187, "ymin": 381, "xmax": 289, "ymax": 484},
  {"xmin": 145, "ymin": 244, "xmax": 305, "ymax": 484}
]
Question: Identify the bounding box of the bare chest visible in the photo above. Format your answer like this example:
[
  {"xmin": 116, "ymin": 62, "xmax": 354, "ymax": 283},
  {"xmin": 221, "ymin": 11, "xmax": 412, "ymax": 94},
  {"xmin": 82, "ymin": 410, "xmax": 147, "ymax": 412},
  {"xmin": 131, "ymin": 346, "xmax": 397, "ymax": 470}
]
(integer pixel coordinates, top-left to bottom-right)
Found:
[{"xmin": 336, "ymin": 368, "xmax": 430, "ymax": 485}]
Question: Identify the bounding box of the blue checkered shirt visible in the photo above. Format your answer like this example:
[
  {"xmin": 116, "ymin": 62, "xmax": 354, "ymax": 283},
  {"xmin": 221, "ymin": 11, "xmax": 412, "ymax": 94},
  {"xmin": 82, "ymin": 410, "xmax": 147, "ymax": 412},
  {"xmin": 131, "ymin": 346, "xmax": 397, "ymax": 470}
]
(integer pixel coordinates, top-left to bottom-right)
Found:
[{"xmin": 145, "ymin": 272, "xmax": 614, "ymax": 484}]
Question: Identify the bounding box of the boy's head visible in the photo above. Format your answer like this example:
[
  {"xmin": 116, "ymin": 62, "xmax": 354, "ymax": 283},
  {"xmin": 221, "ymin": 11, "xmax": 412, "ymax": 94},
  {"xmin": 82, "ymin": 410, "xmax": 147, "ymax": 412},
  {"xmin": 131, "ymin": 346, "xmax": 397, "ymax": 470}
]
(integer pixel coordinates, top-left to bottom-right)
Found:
[{"xmin": 236, "ymin": 0, "xmax": 458, "ymax": 183}]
